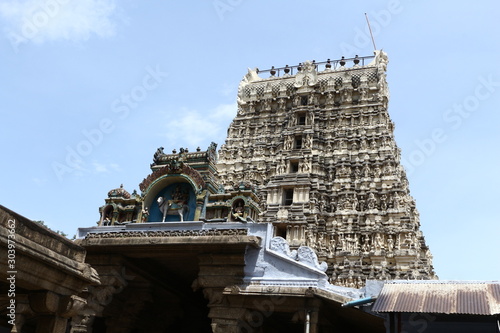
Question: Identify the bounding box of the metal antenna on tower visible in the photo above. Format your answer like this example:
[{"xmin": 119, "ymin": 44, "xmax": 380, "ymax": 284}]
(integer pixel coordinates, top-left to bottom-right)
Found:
[{"xmin": 365, "ymin": 13, "xmax": 377, "ymax": 50}]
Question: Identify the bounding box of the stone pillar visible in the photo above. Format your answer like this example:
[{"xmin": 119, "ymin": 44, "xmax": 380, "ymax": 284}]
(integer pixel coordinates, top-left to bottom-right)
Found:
[
  {"xmin": 305, "ymin": 299, "xmax": 320, "ymax": 333},
  {"xmin": 68, "ymin": 259, "xmax": 131, "ymax": 333},
  {"xmin": 209, "ymin": 306, "xmax": 247, "ymax": 333},
  {"xmin": 308, "ymin": 309, "xmax": 319, "ymax": 333},
  {"xmin": 10, "ymin": 295, "xmax": 32, "ymax": 333},
  {"xmin": 196, "ymin": 253, "xmax": 247, "ymax": 332},
  {"xmin": 194, "ymin": 190, "xmax": 207, "ymax": 221}
]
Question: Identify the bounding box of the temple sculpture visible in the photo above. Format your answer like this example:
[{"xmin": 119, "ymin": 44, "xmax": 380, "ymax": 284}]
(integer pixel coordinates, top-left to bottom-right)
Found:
[
  {"xmin": 2, "ymin": 52, "xmax": 475, "ymax": 333},
  {"xmin": 98, "ymin": 142, "xmax": 261, "ymax": 226},
  {"xmin": 97, "ymin": 50, "xmax": 436, "ymax": 290},
  {"xmin": 217, "ymin": 51, "xmax": 436, "ymax": 285}
]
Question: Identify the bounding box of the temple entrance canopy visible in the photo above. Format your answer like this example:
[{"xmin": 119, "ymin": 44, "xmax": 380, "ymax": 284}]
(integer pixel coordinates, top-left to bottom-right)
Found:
[{"xmin": 97, "ymin": 144, "xmax": 261, "ymax": 226}]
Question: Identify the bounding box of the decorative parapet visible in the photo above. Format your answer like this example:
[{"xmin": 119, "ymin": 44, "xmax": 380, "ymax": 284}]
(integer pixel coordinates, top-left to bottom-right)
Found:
[
  {"xmin": 256, "ymin": 55, "xmax": 376, "ymax": 77},
  {"xmin": 270, "ymin": 236, "xmax": 297, "ymax": 259},
  {"xmin": 152, "ymin": 142, "xmax": 218, "ymax": 167},
  {"xmin": 83, "ymin": 228, "xmax": 248, "ymax": 239},
  {"xmin": 270, "ymin": 236, "xmax": 328, "ymax": 272},
  {"xmin": 237, "ymin": 51, "xmax": 386, "ymax": 106},
  {"xmin": 297, "ymin": 246, "xmax": 328, "ymax": 272}
]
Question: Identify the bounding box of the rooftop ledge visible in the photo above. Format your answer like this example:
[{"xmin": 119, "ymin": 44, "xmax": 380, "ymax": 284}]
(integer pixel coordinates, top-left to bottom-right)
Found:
[{"xmin": 77, "ymin": 221, "xmax": 253, "ymax": 239}]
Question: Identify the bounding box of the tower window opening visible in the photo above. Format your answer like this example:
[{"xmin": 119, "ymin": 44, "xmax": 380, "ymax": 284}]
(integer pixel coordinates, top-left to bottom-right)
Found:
[
  {"xmin": 274, "ymin": 224, "xmax": 287, "ymax": 239},
  {"xmin": 295, "ymin": 137, "xmax": 303, "ymax": 149},
  {"xmin": 283, "ymin": 189, "xmax": 294, "ymax": 206},
  {"xmin": 298, "ymin": 114, "xmax": 306, "ymax": 125},
  {"xmin": 301, "ymin": 96, "xmax": 308, "ymax": 105},
  {"xmin": 290, "ymin": 161, "xmax": 299, "ymax": 173}
]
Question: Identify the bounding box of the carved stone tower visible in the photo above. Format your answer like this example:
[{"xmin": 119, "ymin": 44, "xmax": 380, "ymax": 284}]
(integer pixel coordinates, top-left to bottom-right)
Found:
[{"xmin": 217, "ymin": 51, "xmax": 437, "ymax": 287}]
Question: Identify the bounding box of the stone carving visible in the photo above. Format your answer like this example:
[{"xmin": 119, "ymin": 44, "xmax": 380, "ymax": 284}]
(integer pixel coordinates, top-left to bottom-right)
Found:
[
  {"xmin": 367, "ymin": 193, "xmax": 376, "ymax": 210},
  {"xmin": 139, "ymin": 163, "xmax": 205, "ymax": 193},
  {"xmin": 85, "ymin": 229, "xmax": 248, "ymax": 239},
  {"xmin": 237, "ymin": 68, "xmax": 261, "ymax": 105},
  {"xmin": 276, "ymin": 158, "xmax": 286, "ymax": 174},
  {"xmin": 231, "ymin": 200, "xmax": 246, "ymax": 222},
  {"xmin": 299, "ymin": 157, "xmax": 311, "ymax": 173},
  {"xmin": 277, "ymin": 207, "xmax": 289, "ymax": 221},
  {"xmin": 270, "ymin": 237, "xmax": 328, "ymax": 272},
  {"xmin": 278, "ymin": 98, "xmax": 286, "ymax": 111},
  {"xmin": 304, "ymin": 134, "xmax": 313, "ymax": 148},
  {"xmin": 157, "ymin": 187, "xmax": 189, "ymax": 222},
  {"xmin": 297, "ymin": 246, "xmax": 328, "ymax": 272},
  {"xmin": 284, "ymin": 135, "xmax": 293, "ymax": 150},
  {"xmin": 270, "ymin": 236, "xmax": 297, "ymax": 259},
  {"xmin": 294, "ymin": 60, "xmax": 318, "ymax": 88},
  {"xmin": 387, "ymin": 235, "xmax": 394, "ymax": 252},
  {"xmin": 215, "ymin": 51, "xmax": 436, "ymax": 285}
]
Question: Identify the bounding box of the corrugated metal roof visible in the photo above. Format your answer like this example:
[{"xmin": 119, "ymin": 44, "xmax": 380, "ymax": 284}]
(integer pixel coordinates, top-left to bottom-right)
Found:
[{"xmin": 372, "ymin": 282, "xmax": 500, "ymax": 315}]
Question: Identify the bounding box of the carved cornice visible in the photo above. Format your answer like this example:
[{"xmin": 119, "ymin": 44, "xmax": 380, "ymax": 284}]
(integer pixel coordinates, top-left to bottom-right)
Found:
[{"xmin": 85, "ymin": 229, "xmax": 248, "ymax": 239}]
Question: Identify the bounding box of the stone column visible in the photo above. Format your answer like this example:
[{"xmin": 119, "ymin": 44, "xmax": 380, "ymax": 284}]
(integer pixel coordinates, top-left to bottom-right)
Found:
[
  {"xmin": 194, "ymin": 190, "xmax": 207, "ymax": 221},
  {"xmin": 10, "ymin": 295, "xmax": 32, "ymax": 333},
  {"xmin": 68, "ymin": 259, "xmax": 130, "ymax": 333},
  {"xmin": 305, "ymin": 298, "xmax": 320, "ymax": 333},
  {"xmin": 195, "ymin": 253, "xmax": 247, "ymax": 332},
  {"xmin": 209, "ymin": 304, "xmax": 247, "ymax": 333}
]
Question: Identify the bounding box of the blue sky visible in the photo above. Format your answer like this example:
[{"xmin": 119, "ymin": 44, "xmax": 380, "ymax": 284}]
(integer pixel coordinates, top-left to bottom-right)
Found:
[{"xmin": 1, "ymin": 0, "xmax": 499, "ymax": 281}]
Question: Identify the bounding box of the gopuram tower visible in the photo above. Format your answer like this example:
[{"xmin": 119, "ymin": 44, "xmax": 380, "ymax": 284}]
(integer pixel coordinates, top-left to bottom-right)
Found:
[{"xmin": 217, "ymin": 51, "xmax": 437, "ymax": 287}]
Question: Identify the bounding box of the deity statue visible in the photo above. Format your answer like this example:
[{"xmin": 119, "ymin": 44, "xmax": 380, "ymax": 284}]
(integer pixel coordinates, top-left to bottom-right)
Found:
[
  {"xmin": 380, "ymin": 194, "xmax": 388, "ymax": 210},
  {"xmin": 305, "ymin": 134, "xmax": 313, "ymax": 148},
  {"xmin": 306, "ymin": 230, "xmax": 316, "ymax": 248},
  {"xmin": 362, "ymin": 236, "xmax": 370, "ymax": 253},
  {"xmin": 351, "ymin": 195, "xmax": 359, "ymax": 211},
  {"xmin": 141, "ymin": 207, "xmax": 149, "ymax": 222},
  {"xmin": 307, "ymin": 111, "xmax": 314, "ymax": 125},
  {"xmin": 231, "ymin": 201, "xmax": 246, "ymax": 222},
  {"xmin": 278, "ymin": 98, "xmax": 286, "ymax": 111},
  {"xmin": 367, "ymin": 193, "xmax": 376, "ymax": 210},
  {"xmin": 329, "ymin": 235, "xmax": 336, "ymax": 252},
  {"xmin": 374, "ymin": 233, "xmax": 384, "ymax": 251},
  {"xmin": 263, "ymin": 99, "xmax": 271, "ymax": 111},
  {"xmin": 392, "ymin": 192, "xmax": 401, "ymax": 210},
  {"xmin": 326, "ymin": 91, "xmax": 334, "ymax": 105},
  {"xmin": 294, "ymin": 95, "xmax": 301, "ymax": 106},
  {"xmin": 354, "ymin": 166, "xmax": 361, "ymax": 179},
  {"xmin": 387, "ymin": 235, "xmax": 394, "ymax": 251},
  {"xmin": 284, "ymin": 136, "xmax": 293, "ymax": 150},
  {"xmin": 362, "ymin": 164, "xmax": 370, "ymax": 177}
]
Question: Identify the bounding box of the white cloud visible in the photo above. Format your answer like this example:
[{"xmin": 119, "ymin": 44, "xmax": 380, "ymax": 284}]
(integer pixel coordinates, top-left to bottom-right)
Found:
[
  {"xmin": 91, "ymin": 161, "xmax": 121, "ymax": 174},
  {"xmin": 0, "ymin": 0, "xmax": 121, "ymax": 47},
  {"xmin": 32, "ymin": 177, "xmax": 48, "ymax": 186},
  {"xmin": 92, "ymin": 161, "xmax": 108, "ymax": 173},
  {"xmin": 163, "ymin": 102, "xmax": 237, "ymax": 149}
]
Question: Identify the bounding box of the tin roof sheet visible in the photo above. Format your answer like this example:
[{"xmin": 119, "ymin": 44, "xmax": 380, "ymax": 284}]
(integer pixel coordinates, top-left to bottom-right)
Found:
[{"xmin": 372, "ymin": 282, "xmax": 500, "ymax": 315}]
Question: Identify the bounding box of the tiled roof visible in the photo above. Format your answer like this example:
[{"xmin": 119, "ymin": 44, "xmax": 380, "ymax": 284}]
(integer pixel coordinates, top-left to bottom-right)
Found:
[{"xmin": 372, "ymin": 281, "xmax": 500, "ymax": 315}]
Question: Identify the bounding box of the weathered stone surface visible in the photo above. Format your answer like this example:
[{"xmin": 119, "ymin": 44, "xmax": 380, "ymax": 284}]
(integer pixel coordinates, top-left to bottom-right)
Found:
[{"xmin": 0, "ymin": 205, "xmax": 99, "ymax": 332}]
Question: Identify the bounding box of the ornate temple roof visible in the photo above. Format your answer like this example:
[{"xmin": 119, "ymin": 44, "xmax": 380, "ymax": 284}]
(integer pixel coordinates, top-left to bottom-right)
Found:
[{"xmin": 107, "ymin": 184, "xmax": 131, "ymax": 199}]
